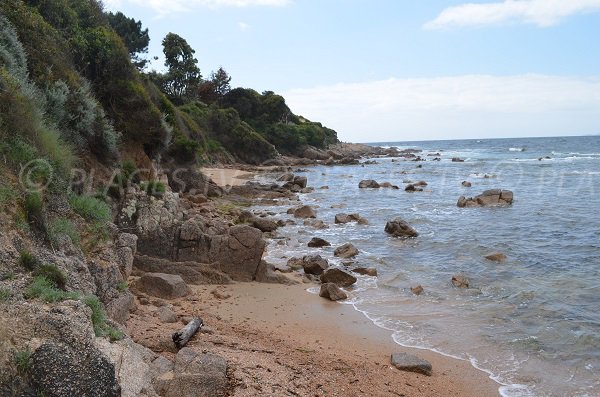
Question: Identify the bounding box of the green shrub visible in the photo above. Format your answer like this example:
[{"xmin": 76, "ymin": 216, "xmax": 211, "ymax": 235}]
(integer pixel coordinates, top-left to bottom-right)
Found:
[
  {"xmin": 47, "ymin": 218, "xmax": 80, "ymax": 246},
  {"xmin": 14, "ymin": 349, "xmax": 32, "ymax": 374},
  {"xmin": 24, "ymin": 276, "xmax": 79, "ymax": 303},
  {"xmin": 69, "ymin": 194, "xmax": 111, "ymax": 222},
  {"xmin": 116, "ymin": 281, "xmax": 128, "ymax": 292},
  {"xmin": 0, "ymin": 288, "xmax": 12, "ymax": 302},
  {"xmin": 140, "ymin": 181, "xmax": 165, "ymax": 197},
  {"xmin": 34, "ymin": 264, "xmax": 66, "ymax": 290},
  {"xmin": 19, "ymin": 251, "xmax": 40, "ymax": 271},
  {"xmin": 83, "ymin": 221, "xmax": 111, "ymax": 254},
  {"xmin": 82, "ymin": 295, "xmax": 123, "ymax": 341},
  {"xmin": 24, "ymin": 192, "xmax": 43, "ymax": 225},
  {"xmin": 0, "ymin": 185, "xmax": 18, "ymax": 210}
]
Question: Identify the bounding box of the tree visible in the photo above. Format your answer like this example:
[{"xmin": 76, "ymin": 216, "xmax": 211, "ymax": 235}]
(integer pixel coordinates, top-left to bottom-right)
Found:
[
  {"xmin": 161, "ymin": 33, "xmax": 201, "ymax": 101},
  {"xmin": 211, "ymin": 67, "xmax": 231, "ymax": 97},
  {"xmin": 107, "ymin": 11, "xmax": 150, "ymax": 69}
]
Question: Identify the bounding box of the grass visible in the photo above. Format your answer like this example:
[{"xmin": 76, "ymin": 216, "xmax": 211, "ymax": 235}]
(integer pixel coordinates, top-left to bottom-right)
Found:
[
  {"xmin": 82, "ymin": 221, "xmax": 111, "ymax": 254},
  {"xmin": 24, "ymin": 276, "xmax": 79, "ymax": 303},
  {"xmin": 0, "ymin": 288, "xmax": 12, "ymax": 302},
  {"xmin": 0, "ymin": 185, "xmax": 18, "ymax": 210},
  {"xmin": 0, "ymin": 271, "xmax": 15, "ymax": 281},
  {"xmin": 33, "ymin": 264, "xmax": 66, "ymax": 290},
  {"xmin": 19, "ymin": 251, "xmax": 40, "ymax": 271},
  {"xmin": 47, "ymin": 218, "xmax": 80, "ymax": 246},
  {"xmin": 116, "ymin": 281, "xmax": 128, "ymax": 292},
  {"xmin": 82, "ymin": 295, "xmax": 124, "ymax": 341},
  {"xmin": 69, "ymin": 194, "xmax": 111, "ymax": 222},
  {"xmin": 140, "ymin": 181, "xmax": 165, "ymax": 197},
  {"xmin": 14, "ymin": 349, "xmax": 32, "ymax": 374}
]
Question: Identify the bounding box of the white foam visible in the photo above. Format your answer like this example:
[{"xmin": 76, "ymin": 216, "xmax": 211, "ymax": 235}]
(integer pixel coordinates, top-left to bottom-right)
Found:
[{"xmin": 509, "ymin": 148, "xmax": 527, "ymax": 152}]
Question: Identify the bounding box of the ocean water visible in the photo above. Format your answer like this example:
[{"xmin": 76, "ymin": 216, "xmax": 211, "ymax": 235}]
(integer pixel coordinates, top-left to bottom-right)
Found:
[{"xmin": 256, "ymin": 135, "xmax": 600, "ymax": 397}]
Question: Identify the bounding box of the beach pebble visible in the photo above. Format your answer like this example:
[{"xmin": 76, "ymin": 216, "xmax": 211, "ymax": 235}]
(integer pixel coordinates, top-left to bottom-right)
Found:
[{"xmin": 391, "ymin": 353, "xmax": 432, "ymax": 376}]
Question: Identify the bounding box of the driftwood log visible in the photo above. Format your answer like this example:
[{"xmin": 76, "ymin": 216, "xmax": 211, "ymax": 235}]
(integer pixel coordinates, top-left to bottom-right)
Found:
[{"xmin": 172, "ymin": 317, "xmax": 203, "ymax": 349}]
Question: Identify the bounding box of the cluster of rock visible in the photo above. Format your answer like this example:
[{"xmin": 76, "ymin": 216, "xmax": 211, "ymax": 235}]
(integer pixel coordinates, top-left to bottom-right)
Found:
[
  {"xmin": 457, "ymin": 189, "xmax": 514, "ymax": 208},
  {"xmin": 358, "ymin": 180, "xmax": 399, "ymax": 189}
]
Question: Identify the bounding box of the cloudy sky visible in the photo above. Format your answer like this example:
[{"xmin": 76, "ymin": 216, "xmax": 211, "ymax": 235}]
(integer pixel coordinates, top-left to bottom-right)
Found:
[{"xmin": 103, "ymin": 0, "xmax": 600, "ymax": 142}]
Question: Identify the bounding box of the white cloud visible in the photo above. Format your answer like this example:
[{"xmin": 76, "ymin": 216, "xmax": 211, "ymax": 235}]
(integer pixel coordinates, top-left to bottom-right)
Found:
[
  {"xmin": 239, "ymin": 22, "xmax": 251, "ymax": 32},
  {"xmin": 424, "ymin": 0, "xmax": 600, "ymax": 30},
  {"xmin": 282, "ymin": 75, "xmax": 600, "ymax": 142},
  {"xmin": 105, "ymin": 0, "xmax": 290, "ymax": 14}
]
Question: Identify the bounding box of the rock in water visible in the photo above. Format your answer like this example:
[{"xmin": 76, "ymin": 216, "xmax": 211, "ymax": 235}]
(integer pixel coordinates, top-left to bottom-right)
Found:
[
  {"xmin": 462, "ymin": 181, "xmax": 472, "ymax": 187},
  {"xmin": 308, "ymin": 237, "xmax": 331, "ymax": 248},
  {"xmin": 457, "ymin": 189, "xmax": 514, "ymax": 208},
  {"xmin": 485, "ymin": 252, "xmax": 507, "ymax": 262},
  {"xmin": 410, "ymin": 285, "xmax": 424, "ymax": 295},
  {"xmin": 319, "ymin": 283, "xmax": 348, "ymax": 301},
  {"xmin": 335, "ymin": 213, "xmax": 368, "ymax": 225},
  {"xmin": 390, "ymin": 353, "xmax": 432, "ymax": 376},
  {"xmin": 320, "ymin": 268, "xmax": 357, "ymax": 287},
  {"xmin": 293, "ymin": 205, "xmax": 317, "ymax": 219},
  {"xmin": 302, "ymin": 255, "xmax": 329, "ymax": 275},
  {"xmin": 352, "ymin": 267, "xmax": 378, "ymax": 277},
  {"xmin": 251, "ymin": 218, "xmax": 278, "ymax": 232},
  {"xmin": 137, "ymin": 273, "xmax": 191, "ymax": 299},
  {"xmin": 451, "ymin": 274, "xmax": 469, "ymax": 288},
  {"xmin": 384, "ymin": 218, "xmax": 419, "ymax": 238},
  {"xmin": 334, "ymin": 243, "xmax": 359, "ymax": 258},
  {"xmin": 358, "ymin": 179, "xmax": 380, "ymax": 189}
]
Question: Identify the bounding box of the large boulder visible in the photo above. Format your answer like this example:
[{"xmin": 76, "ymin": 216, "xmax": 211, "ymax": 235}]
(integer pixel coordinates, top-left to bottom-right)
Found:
[
  {"xmin": 251, "ymin": 218, "xmax": 278, "ymax": 233},
  {"xmin": 293, "ymin": 205, "xmax": 317, "ymax": 219},
  {"xmin": 319, "ymin": 283, "xmax": 348, "ymax": 301},
  {"xmin": 31, "ymin": 342, "xmax": 120, "ymax": 397},
  {"xmin": 157, "ymin": 348, "xmax": 228, "ymax": 397},
  {"xmin": 301, "ymin": 255, "xmax": 329, "ymax": 275},
  {"xmin": 384, "ymin": 218, "xmax": 419, "ymax": 238},
  {"xmin": 390, "ymin": 353, "xmax": 432, "ymax": 376},
  {"xmin": 134, "ymin": 255, "xmax": 232, "ymax": 285},
  {"xmin": 457, "ymin": 189, "xmax": 514, "ymax": 208},
  {"xmin": 320, "ymin": 268, "xmax": 357, "ymax": 287},
  {"xmin": 358, "ymin": 180, "xmax": 380, "ymax": 189},
  {"xmin": 137, "ymin": 273, "xmax": 191, "ymax": 299},
  {"xmin": 167, "ymin": 168, "xmax": 223, "ymax": 198},
  {"xmin": 334, "ymin": 243, "xmax": 359, "ymax": 258}
]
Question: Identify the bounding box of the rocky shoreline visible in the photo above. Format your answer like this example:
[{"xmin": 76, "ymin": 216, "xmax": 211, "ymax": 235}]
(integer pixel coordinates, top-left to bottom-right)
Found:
[{"xmin": 0, "ymin": 143, "xmax": 504, "ymax": 397}]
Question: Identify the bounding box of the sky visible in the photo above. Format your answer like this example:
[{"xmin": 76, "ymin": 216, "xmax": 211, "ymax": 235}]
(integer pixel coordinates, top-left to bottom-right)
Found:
[{"xmin": 102, "ymin": 0, "xmax": 600, "ymax": 142}]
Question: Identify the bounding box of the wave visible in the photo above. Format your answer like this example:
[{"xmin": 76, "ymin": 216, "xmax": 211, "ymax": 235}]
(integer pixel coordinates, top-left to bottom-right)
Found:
[{"xmin": 509, "ymin": 148, "xmax": 526, "ymax": 152}]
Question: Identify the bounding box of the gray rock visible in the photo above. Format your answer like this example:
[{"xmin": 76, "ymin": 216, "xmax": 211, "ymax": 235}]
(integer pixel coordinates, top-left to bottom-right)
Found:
[
  {"xmin": 319, "ymin": 283, "xmax": 348, "ymax": 301},
  {"xmin": 384, "ymin": 218, "xmax": 419, "ymax": 238},
  {"xmin": 462, "ymin": 181, "xmax": 472, "ymax": 187},
  {"xmin": 134, "ymin": 255, "xmax": 231, "ymax": 285},
  {"xmin": 277, "ymin": 173, "xmax": 294, "ymax": 182},
  {"xmin": 252, "ymin": 218, "xmax": 278, "ymax": 232},
  {"xmin": 334, "ymin": 243, "xmax": 359, "ymax": 258},
  {"xmin": 254, "ymin": 261, "xmax": 298, "ymax": 285},
  {"xmin": 31, "ymin": 342, "xmax": 120, "ymax": 397},
  {"xmin": 308, "ymin": 237, "xmax": 331, "ymax": 248},
  {"xmin": 137, "ymin": 273, "xmax": 191, "ymax": 299},
  {"xmin": 302, "ymin": 255, "xmax": 329, "ymax": 275},
  {"xmin": 320, "ymin": 268, "xmax": 357, "ymax": 287},
  {"xmin": 390, "ymin": 353, "xmax": 432, "ymax": 376},
  {"xmin": 457, "ymin": 189, "xmax": 514, "ymax": 208},
  {"xmin": 157, "ymin": 306, "xmax": 178, "ymax": 323},
  {"xmin": 358, "ymin": 179, "xmax": 380, "ymax": 189},
  {"xmin": 335, "ymin": 213, "xmax": 368, "ymax": 225}
]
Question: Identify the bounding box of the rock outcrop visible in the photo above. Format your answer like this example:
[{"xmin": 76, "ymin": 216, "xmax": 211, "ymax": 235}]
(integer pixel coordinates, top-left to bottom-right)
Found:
[{"xmin": 457, "ymin": 189, "xmax": 514, "ymax": 208}]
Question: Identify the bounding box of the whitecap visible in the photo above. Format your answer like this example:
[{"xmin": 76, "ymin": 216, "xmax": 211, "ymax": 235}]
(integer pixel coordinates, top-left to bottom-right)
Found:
[{"xmin": 509, "ymin": 148, "xmax": 527, "ymax": 152}]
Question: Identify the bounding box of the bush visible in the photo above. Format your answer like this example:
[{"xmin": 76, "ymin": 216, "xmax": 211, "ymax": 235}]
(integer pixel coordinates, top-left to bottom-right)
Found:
[
  {"xmin": 14, "ymin": 349, "xmax": 32, "ymax": 374},
  {"xmin": 0, "ymin": 185, "xmax": 18, "ymax": 210},
  {"xmin": 47, "ymin": 218, "xmax": 80, "ymax": 246},
  {"xmin": 116, "ymin": 281, "xmax": 128, "ymax": 292},
  {"xmin": 69, "ymin": 194, "xmax": 111, "ymax": 222},
  {"xmin": 19, "ymin": 251, "xmax": 40, "ymax": 271},
  {"xmin": 83, "ymin": 295, "xmax": 123, "ymax": 341},
  {"xmin": 34, "ymin": 264, "xmax": 67, "ymax": 290},
  {"xmin": 140, "ymin": 181, "xmax": 165, "ymax": 197},
  {"xmin": 24, "ymin": 276, "xmax": 79, "ymax": 303},
  {"xmin": 0, "ymin": 288, "xmax": 12, "ymax": 302},
  {"xmin": 24, "ymin": 192, "xmax": 43, "ymax": 226}
]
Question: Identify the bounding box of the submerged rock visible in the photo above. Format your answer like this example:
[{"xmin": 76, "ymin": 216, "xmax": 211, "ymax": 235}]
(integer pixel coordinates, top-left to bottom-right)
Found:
[
  {"xmin": 335, "ymin": 213, "xmax": 368, "ymax": 225},
  {"xmin": 410, "ymin": 285, "xmax": 424, "ymax": 295},
  {"xmin": 390, "ymin": 353, "xmax": 432, "ymax": 376},
  {"xmin": 485, "ymin": 252, "xmax": 507, "ymax": 262},
  {"xmin": 352, "ymin": 267, "xmax": 378, "ymax": 277},
  {"xmin": 462, "ymin": 181, "xmax": 472, "ymax": 187},
  {"xmin": 451, "ymin": 274, "xmax": 469, "ymax": 288}
]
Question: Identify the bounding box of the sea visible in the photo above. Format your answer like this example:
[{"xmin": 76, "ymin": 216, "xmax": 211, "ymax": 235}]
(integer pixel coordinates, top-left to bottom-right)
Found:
[{"xmin": 255, "ymin": 135, "xmax": 600, "ymax": 397}]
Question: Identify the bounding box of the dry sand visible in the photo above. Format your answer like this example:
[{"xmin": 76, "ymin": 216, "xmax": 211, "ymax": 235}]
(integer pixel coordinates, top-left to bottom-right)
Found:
[
  {"xmin": 128, "ymin": 280, "xmax": 501, "ymax": 397},
  {"xmin": 201, "ymin": 167, "xmax": 256, "ymax": 187}
]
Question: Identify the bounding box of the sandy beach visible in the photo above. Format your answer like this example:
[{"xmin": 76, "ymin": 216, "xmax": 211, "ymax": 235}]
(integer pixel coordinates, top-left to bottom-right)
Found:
[
  {"xmin": 201, "ymin": 167, "xmax": 257, "ymax": 187},
  {"xmin": 128, "ymin": 276, "xmax": 501, "ymax": 397}
]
